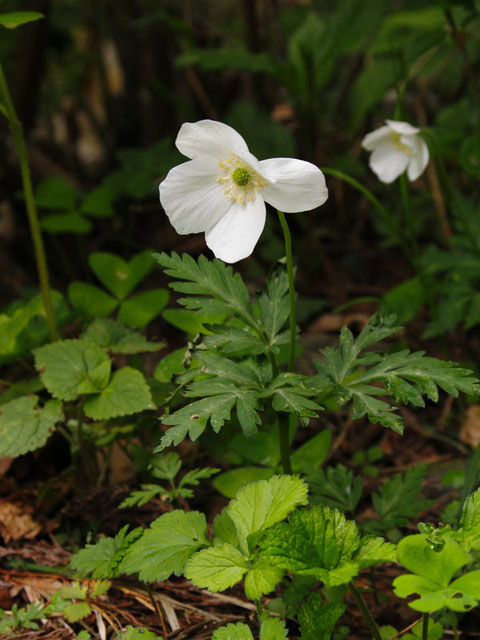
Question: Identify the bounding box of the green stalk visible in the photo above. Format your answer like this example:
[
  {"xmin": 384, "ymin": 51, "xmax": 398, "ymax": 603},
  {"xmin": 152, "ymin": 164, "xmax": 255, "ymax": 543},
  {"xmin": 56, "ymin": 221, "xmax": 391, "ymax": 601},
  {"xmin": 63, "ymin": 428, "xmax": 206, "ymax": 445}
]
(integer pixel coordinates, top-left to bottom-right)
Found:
[
  {"xmin": 422, "ymin": 613, "xmax": 429, "ymax": 640},
  {"xmin": 348, "ymin": 581, "xmax": 382, "ymax": 640},
  {"xmin": 0, "ymin": 61, "xmax": 58, "ymax": 341},
  {"xmin": 399, "ymin": 173, "xmax": 418, "ymax": 259},
  {"xmin": 276, "ymin": 210, "xmax": 296, "ymax": 475}
]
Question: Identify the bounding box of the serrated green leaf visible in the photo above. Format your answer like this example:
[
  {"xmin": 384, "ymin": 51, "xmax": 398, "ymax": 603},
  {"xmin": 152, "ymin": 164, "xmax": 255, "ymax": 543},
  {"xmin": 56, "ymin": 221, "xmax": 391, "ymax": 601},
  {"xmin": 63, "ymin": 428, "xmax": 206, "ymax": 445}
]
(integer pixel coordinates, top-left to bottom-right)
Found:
[
  {"xmin": 153, "ymin": 253, "xmax": 259, "ymax": 331},
  {"xmin": 34, "ymin": 339, "xmax": 111, "ymax": 400},
  {"xmin": 257, "ymin": 271, "xmax": 290, "ymax": 346},
  {"xmin": 81, "ymin": 318, "xmax": 163, "ymax": 354},
  {"xmin": 298, "ymin": 591, "xmax": 346, "ymax": 640},
  {"xmin": 259, "ymin": 505, "xmax": 361, "ymax": 586},
  {"xmin": 307, "ymin": 464, "xmax": 363, "ymax": 513},
  {"xmin": 89, "ymin": 251, "xmax": 153, "ymax": 300},
  {"xmin": 115, "ymin": 626, "xmax": 162, "ymax": 640},
  {"xmin": 185, "ymin": 543, "xmax": 248, "ymax": 592},
  {"xmin": 227, "ymin": 475, "xmax": 308, "ymax": 553},
  {"xmin": 118, "ymin": 289, "xmax": 169, "ymax": 328},
  {"xmin": 459, "ymin": 488, "xmax": 480, "ymax": 550},
  {"xmin": 244, "ymin": 565, "xmax": 284, "ymax": 600},
  {"xmin": 120, "ymin": 511, "xmax": 209, "ymax": 582},
  {"xmin": 90, "ymin": 580, "xmax": 111, "ymax": 597},
  {"xmin": 213, "ymin": 508, "xmax": 240, "ymax": 547},
  {"xmin": 63, "ymin": 602, "xmax": 91, "ymax": 623},
  {"xmin": 59, "ymin": 584, "xmax": 87, "ymax": 600},
  {"xmin": 68, "ymin": 282, "xmax": 118, "ymax": 317},
  {"xmin": 70, "ymin": 526, "xmax": 143, "ymax": 579},
  {"xmin": 84, "ymin": 367, "xmax": 153, "ymax": 420},
  {"xmin": 0, "ymin": 11, "xmax": 44, "ymax": 28},
  {"xmin": 196, "ymin": 353, "xmax": 261, "ymax": 388},
  {"xmin": 260, "ymin": 617, "xmax": 288, "ymax": 640},
  {"xmin": 211, "ymin": 623, "xmax": 253, "ymax": 640},
  {"xmin": 0, "ymin": 396, "xmax": 63, "ymax": 457},
  {"xmin": 355, "ymin": 536, "xmax": 397, "ymax": 568},
  {"xmin": 201, "ymin": 325, "xmax": 266, "ymax": 357}
]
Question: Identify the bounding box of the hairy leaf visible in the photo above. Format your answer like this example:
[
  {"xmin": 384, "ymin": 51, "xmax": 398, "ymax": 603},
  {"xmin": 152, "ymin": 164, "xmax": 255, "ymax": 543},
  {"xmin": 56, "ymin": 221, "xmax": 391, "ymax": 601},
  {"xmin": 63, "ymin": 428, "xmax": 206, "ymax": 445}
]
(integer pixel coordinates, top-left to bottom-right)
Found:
[
  {"xmin": 298, "ymin": 591, "xmax": 346, "ymax": 640},
  {"xmin": 84, "ymin": 368, "xmax": 153, "ymax": 420},
  {"xmin": 185, "ymin": 543, "xmax": 248, "ymax": 592}
]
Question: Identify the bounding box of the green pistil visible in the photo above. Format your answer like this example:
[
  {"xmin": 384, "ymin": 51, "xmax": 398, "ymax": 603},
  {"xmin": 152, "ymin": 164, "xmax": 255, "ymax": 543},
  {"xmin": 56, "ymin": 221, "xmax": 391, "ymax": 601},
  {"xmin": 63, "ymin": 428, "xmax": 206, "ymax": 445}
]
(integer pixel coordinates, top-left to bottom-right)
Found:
[{"xmin": 232, "ymin": 167, "xmax": 250, "ymax": 186}]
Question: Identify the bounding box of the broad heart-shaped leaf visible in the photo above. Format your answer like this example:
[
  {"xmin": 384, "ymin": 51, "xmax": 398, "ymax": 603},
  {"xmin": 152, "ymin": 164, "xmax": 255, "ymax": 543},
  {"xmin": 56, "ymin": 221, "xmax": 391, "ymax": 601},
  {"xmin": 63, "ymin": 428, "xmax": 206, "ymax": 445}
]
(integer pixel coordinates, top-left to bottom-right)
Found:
[
  {"xmin": 118, "ymin": 289, "xmax": 169, "ymax": 328},
  {"xmin": 0, "ymin": 11, "xmax": 44, "ymax": 28},
  {"xmin": 70, "ymin": 525, "xmax": 143, "ymax": 579},
  {"xmin": 227, "ymin": 475, "xmax": 308, "ymax": 553},
  {"xmin": 84, "ymin": 367, "xmax": 153, "ymax": 420},
  {"xmin": 89, "ymin": 251, "xmax": 154, "ymax": 300},
  {"xmin": 0, "ymin": 396, "xmax": 63, "ymax": 457},
  {"xmin": 184, "ymin": 543, "xmax": 248, "ymax": 592},
  {"xmin": 34, "ymin": 339, "xmax": 111, "ymax": 401},
  {"xmin": 298, "ymin": 591, "xmax": 346, "ymax": 640},
  {"xmin": 80, "ymin": 182, "xmax": 114, "ymax": 217},
  {"xmin": 244, "ymin": 564, "xmax": 285, "ymax": 599},
  {"xmin": 120, "ymin": 510, "xmax": 209, "ymax": 582},
  {"xmin": 68, "ymin": 282, "xmax": 118, "ymax": 317},
  {"xmin": 459, "ymin": 488, "xmax": 480, "ymax": 550},
  {"xmin": 258, "ymin": 505, "xmax": 362, "ymax": 586},
  {"xmin": 81, "ymin": 318, "xmax": 163, "ymax": 354},
  {"xmin": 393, "ymin": 535, "xmax": 477, "ymax": 612},
  {"xmin": 211, "ymin": 623, "xmax": 253, "ymax": 640}
]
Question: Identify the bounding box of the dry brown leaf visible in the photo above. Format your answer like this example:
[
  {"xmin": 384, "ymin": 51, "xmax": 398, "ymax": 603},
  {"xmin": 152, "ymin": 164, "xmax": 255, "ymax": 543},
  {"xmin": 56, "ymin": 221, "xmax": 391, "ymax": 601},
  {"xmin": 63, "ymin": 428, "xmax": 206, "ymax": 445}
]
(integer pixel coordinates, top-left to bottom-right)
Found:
[
  {"xmin": 0, "ymin": 500, "xmax": 41, "ymax": 543},
  {"xmin": 460, "ymin": 405, "xmax": 480, "ymax": 448}
]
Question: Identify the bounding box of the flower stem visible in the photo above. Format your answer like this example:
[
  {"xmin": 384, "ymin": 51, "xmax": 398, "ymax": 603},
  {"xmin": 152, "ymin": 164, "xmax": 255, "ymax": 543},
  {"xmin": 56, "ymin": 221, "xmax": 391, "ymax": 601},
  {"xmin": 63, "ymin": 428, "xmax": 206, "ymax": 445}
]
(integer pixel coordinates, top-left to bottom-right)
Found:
[
  {"xmin": 348, "ymin": 581, "xmax": 382, "ymax": 640},
  {"xmin": 276, "ymin": 210, "xmax": 296, "ymax": 475},
  {"xmin": 0, "ymin": 61, "xmax": 58, "ymax": 342},
  {"xmin": 422, "ymin": 613, "xmax": 429, "ymax": 640}
]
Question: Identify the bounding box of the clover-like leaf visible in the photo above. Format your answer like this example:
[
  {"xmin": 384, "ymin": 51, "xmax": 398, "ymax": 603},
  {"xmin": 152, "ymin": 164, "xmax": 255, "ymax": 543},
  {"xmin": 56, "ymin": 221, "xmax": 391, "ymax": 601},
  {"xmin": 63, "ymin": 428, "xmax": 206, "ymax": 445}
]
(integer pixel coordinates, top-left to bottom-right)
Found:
[
  {"xmin": 120, "ymin": 510, "xmax": 209, "ymax": 582},
  {"xmin": 81, "ymin": 318, "xmax": 164, "ymax": 354},
  {"xmin": 83, "ymin": 367, "xmax": 153, "ymax": 420}
]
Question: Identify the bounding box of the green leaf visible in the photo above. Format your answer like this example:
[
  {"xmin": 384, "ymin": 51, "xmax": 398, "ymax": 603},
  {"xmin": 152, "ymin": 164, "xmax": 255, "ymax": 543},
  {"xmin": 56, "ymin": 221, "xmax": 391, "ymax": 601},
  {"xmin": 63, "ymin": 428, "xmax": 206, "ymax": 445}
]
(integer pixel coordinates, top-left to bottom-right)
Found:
[
  {"xmin": 185, "ymin": 543, "xmax": 248, "ymax": 592},
  {"xmin": 34, "ymin": 339, "xmax": 111, "ymax": 400},
  {"xmin": 63, "ymin": 602, "xmax": 92, "ymax": 623},
  {"xmin": 244, "ymin": 565, "xmax": 285, "ymax": 600},
  {"xmin": 150, "ymin": 451, "xmax": 182, "ymax": 481},
  {"xmin": 380, "ymin": 277, "xmax": 425, "ymax": 325},
  {"xmin": 260, "ymin": 617, "xmax": 288, "ymax": 640},
  {"xmin": 257, "ymin": 271, "xmax": 290, "ymax": 347},
  {"xmin": 211, "ymin": 623, "xmax": 253, "ymax": 640},
  {"xmin": 35, "ymin": 176, "xmax": 76, "ymax": 209},
  {"xmin": 213, "ymin": 508, "xmax": 240, "ymax": 547},
  {"xmin": 81, "ymin": 182, "xmax": 114, "ymax": 217},
  {"xmin": 201, "ymin": 325, "xmax": 267, "ymax": 357},
  {"xmin": 84, "ymin": 367, "xmax": 153, "ymax": 420},
  {"xmin": 89, "ymin": 251, "xmax": 154, "ymax": 300},
  {"xmin": 291, "ymin": 430, "xmax": 331, "ymax": 474},
  {"xmin": 227, "ymin": 475, "xmax": 308, "ymax": 553},
  {"xmin": 367, "ymin": 465, "xmax": 433, "ymax": 533},
  {"xmin": 162, "ymin": 308, "xmax": 225, "ymax": 335},
  {"xmin": 307, "ymin": 464, "xmax": 363, "ymax": 513},
  {"xmin": 153, "ymin": 253, "xmax": 258, "ymax": 330},
  {"xmin": 40, "ymin": 212, "xmax": 92, "ymax": 234},
  {"xmin": 397, "ymin": 535, "xmax": 470, "ymax": 586},
  {"xmin": 68, "ymin": 282, "xmax": 118, "ymax": 317},
  {"xmin": 70, "ymin": 526, "xmax": 142, "ymax": 579},
  {"xmin": 115, "ymin": 626, "xmax": 162, "ymax": 640},
  {"xmin": 118, "ymin": 289, "xmax": 169, "ymax": 328},
  {"xmin": 120, "ymin": 510, "xmax": 209, "ymax": 582},
  {"xmin": 270, "ymin": 374, "xmax": 322, "ymax": 425},
  {"xmin": 0, "ymin": 396, "xmax": 63, "ymax": 457},
  {"xmin": 90, "ymin": 580, "xmax": 111, "ymax": 597},
  {"xmin": 459, "ymin": 488, "xmax": 480, "ymax": 550},
  {"xmin": 298, "ymin": 591, "xmax": 346, "ymax": 640},
  {"xmin": 355, "ymin": 537, "xmax": 397, "ymax": 568},
  {"xmin": 259, "ymin": 505, "xmax": 361, "ymax": 586},
  {"xmin": 212, "ymin": 467, "xmax": 275, "ymax": 499},
  {"xmin": 0, "ymin": 11, "xmax": 44, "ymax": 28},
  {"xmin": 81, "ymin": 318, "xmax": 163, "ymax": 354}
]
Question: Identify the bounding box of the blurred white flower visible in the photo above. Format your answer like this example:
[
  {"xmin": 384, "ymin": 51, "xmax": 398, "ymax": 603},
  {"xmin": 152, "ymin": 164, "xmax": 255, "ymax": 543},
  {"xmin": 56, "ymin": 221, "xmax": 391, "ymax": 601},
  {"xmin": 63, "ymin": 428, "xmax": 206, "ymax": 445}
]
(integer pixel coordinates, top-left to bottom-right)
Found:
[
  {"xmin": 159, "ymin": 120, "xmax": 328, "ymax": 263},
  {"xmin": 362, "ymin": 120, "xmax": 429, "ymax": 184}
]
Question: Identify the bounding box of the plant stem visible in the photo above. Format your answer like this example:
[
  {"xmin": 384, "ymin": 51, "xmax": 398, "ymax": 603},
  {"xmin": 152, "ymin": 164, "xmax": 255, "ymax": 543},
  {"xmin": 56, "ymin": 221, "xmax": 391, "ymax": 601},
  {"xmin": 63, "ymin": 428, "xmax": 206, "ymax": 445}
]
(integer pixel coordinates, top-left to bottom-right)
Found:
[
  {"xmin": 348, "ymin": 581, "xmax": 382, "ymax": 640},
  {"xmin": 399, "ymin": 173, "xmax": 418, "ymax": 260},
  {"xmin": 277, "ymin": 211, "xmax": 296, "ymax": 372},
  {"xmin": 276, "ymin": 210, "xmax": 296, "ymax": 475},
  {"xmin": 422, "ymin": 613, "xmax": 429, "ymax": 640},
  {"xmin": 0, "ymin": 61, "xmax": 58, "ymax": 341}
]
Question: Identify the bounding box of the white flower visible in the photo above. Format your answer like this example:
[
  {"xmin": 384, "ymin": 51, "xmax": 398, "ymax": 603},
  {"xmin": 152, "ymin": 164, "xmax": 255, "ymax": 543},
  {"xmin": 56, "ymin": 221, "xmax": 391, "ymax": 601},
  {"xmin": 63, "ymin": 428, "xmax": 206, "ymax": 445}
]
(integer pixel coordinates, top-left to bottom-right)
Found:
[
  {"xmin": 361, "ymin": 119, "xmax": 429, "ymax": 184},
  {"xmin": 159, "ymin": 120, "xmax": 328, "ymax": 263}
]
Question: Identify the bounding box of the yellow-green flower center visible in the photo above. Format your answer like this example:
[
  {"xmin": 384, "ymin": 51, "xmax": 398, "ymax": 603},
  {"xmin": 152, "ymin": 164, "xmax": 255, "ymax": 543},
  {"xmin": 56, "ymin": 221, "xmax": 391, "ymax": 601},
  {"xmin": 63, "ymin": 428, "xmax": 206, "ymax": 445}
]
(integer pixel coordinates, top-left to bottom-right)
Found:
[
  {"xmin": 232, "ymin": 167, "xmax": 251, "ymax": 186},
  {"xmin": 391, "ymin": 131, "xmax": 412, "ymax": 156},
  {"xmin": 217, "ymin": 153, "xmax": 267, "ymax": 205}
]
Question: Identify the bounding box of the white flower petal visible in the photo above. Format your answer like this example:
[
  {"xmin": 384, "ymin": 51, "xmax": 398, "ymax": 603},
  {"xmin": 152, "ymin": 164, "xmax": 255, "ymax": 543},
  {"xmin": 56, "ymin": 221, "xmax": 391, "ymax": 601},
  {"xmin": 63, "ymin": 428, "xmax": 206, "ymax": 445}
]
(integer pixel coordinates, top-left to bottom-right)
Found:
[
  {"xmin": 205, "ymin": 197, "xmax": 266, "ymax": 263},
  {"xmin": 386, "ymin": 120, "xmax": 420, "ymax": 135},
  {"xmin": 361, "ymin": 126, "xmax": 391, "ymax": 151},
  {"xmin": 258, "ymin": 158, "xmax": 328, "ymax": 213},
  {"xmin": 369, "ymin": 143, "xmax": 409, "ymax": 184},
  {"xmin": 159, "ymin": 159, "xmax": 231, "ymax": 234},
  {"xmin": 176, "ymin": 120, "xmax": 250, "ymax": 161},
  {"xmin": 407, "ymin": 136, "xmax": 429, "ymax": 181}
]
